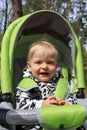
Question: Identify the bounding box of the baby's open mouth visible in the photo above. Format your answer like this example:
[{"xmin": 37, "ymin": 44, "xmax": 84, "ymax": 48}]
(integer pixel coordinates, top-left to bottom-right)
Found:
[{"xmin": 40, "ymin": 72, "xmax": 49, "ymax": 75}]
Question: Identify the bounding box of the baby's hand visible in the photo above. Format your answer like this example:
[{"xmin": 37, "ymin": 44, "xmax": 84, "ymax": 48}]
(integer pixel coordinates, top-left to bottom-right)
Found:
[
  {"xmin": 57, "ymin": 99, "xmax": 69, "ymax": 105},
  {"xmin": 42, "ymin": 96, "xmax": 58, "ymax": 107}
]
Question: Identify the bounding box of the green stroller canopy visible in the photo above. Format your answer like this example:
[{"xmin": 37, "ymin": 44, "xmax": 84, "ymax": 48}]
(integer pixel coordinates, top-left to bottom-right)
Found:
[{"xmin": 1, "ymin": 10, "xmax": 85, "ymax": 95}]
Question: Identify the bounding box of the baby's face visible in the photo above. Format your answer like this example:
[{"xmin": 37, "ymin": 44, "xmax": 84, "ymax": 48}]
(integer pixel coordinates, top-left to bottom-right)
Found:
[{"xmin": 27, "ymin": 50, "xmax": 58, "ymax": 82}]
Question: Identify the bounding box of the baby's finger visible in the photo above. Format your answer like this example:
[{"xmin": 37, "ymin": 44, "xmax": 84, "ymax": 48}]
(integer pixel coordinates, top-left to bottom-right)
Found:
[
  {"xmin": 48, "ymin": 96, "xmax": 57, "ymax": 100},
  {"xmin": 50, "ymin": 99, "xmax": 58, "ymax": 105},
  {"xmin": 58, "ymin": 100, "xmax": 65, "ymax": 105}
]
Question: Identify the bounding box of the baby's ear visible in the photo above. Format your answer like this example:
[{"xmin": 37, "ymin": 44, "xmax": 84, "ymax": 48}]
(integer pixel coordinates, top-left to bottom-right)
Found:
[{"xmin": 27, "ymin": 61, "xmax": 31, "ymax": 71}]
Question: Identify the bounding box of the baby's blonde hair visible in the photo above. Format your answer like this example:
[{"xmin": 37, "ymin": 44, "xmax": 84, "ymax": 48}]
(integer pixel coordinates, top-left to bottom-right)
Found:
[{"xmin": 27, "ymin": 40, "xmax": 59, "ymax": 62}]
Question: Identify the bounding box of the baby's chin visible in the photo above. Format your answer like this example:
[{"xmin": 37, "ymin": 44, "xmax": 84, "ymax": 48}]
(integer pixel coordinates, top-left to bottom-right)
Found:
[{"xmin": 38, "ymin": 77, "xmax": 51, "ymax": 83}]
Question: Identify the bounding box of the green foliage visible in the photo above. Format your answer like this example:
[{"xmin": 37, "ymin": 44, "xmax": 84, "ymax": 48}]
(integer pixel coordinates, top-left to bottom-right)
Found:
[{"xmin": 23, "ymin": 0, "xmax": 45, "ymax": 15}]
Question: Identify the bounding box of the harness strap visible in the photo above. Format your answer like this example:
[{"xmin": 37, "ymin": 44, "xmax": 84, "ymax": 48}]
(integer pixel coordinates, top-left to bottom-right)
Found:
[
  {"xmin": 54, "ymin": 78, "xmax": 69, "ymax": 99},
  {"xmin": 54, "ymin": 64, "xmax": 69, "ymax": 99},
  {"xmin": 18, "ymin": 65, "xmax": 69, "ymax": 99},
  {"xmin": 18, "ymin": 77, "xmax": 69, "ymax": 99},
  {"xmin": 18, "ymin": 78, "xmax": 37, "ymax": 90}
]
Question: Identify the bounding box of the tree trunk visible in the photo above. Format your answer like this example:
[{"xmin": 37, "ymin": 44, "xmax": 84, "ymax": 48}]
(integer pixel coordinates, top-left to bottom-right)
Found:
[
  {"xmin": 11, "ymin": 0, "xmax": 23, "ymax": 20},
  {"xmin": 3, "ymin": 0, "xmax": 8, "ymax": 33}
]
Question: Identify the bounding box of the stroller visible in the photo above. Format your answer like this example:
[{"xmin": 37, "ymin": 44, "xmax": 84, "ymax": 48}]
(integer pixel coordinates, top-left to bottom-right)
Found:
[{"xmin": 0, "ymin": 10, "xmax": 87, "ymax": 130}]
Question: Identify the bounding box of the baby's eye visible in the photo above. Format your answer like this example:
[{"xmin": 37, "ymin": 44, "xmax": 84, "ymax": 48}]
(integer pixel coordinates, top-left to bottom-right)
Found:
[
  {"xmin": 47, "ymin": 61, "xmax": 54, "ymax": 64},
  {"xmin": 35, "ymin": 61, "xmax": 41, "ymax": 64}
]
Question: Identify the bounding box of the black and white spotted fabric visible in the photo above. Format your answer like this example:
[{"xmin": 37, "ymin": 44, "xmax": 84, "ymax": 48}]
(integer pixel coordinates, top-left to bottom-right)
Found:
[
  {"xmin": 16, "ymin": 67, "xmax": 77, "ymax": 130},
  {"xmin": 16, "ymin": 67, "xmax": 62, "ymax": 109}
]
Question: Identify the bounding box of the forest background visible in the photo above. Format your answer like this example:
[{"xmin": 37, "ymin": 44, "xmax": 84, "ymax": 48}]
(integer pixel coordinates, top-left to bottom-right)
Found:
[{"xmin": 0, "ymin": 0, "xmax": 87, "ymax": 94}]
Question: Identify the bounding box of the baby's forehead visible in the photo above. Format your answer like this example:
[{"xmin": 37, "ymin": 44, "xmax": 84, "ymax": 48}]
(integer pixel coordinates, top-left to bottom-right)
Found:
[
  {"xmin": 33, "ymin": 49, "xmax": 57, "ymax": 58},
  {"xmin": 37, "ymin": 46, "xmax": 56, "ymax": 52},
  {"xmin": 35, "ymin": 47, "xmax": 54, "ymax": 53},
  {"xmin": 28, "ymin": 44, "xmax": 58, "ymax": 60}
]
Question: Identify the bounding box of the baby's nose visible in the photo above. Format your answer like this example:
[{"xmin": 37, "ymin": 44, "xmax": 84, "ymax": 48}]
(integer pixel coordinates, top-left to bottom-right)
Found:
[{"xmin": 42, "ymin": 63, "xmax": 47, "ymax": 68}]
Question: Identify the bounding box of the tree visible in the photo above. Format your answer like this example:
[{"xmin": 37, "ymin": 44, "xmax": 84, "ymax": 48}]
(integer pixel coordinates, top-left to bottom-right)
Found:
[
  {"xmin": 23, "ymin": 0, "xmax": 45, "ymax": 14},
  {"xmin": 11, "ymin": 0, "xmax": 23, "ymax": 20},
  {"xmin": 0, "ymin": 0, "xmax": 12, "ymax": 33}
]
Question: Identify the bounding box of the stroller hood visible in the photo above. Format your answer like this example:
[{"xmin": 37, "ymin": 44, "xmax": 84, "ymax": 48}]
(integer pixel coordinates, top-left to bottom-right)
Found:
[{"xmin": 1, "ymin": 10, "xmax": 85, "ymax": 94}]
